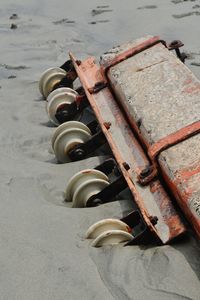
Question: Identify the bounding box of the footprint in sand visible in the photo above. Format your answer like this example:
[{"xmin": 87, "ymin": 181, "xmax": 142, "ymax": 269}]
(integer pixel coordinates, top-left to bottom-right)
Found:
[
  {"xmin": 89, "ymin": 5, "xmax": 112, "ymax": 25},
  {"xmin": 173, "ymin": 11, "xmax": 200, "ymax": 18},
  {"xmin": 91, "ymin": 8, "xmax": 113, "ymax": 17},
  {"xmin": 137, "ymin": 5, "xmax": 157, "ymax": 10},
  {"xmin": 172, "ymin": 0, "xmax": 197, "ymax": 4},
  {"xmin": 53, "ymin": 19, "xmax": 75, "ymax": 25},
  {"xmin": 88, "ymin": 20, "xmax": 110, "ymax": 25}
]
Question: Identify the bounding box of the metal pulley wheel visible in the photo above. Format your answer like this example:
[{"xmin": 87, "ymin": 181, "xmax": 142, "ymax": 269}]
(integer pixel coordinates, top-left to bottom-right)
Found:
[
  {"xmin": 46, "ymin": 87, "xmax": 77, "ymax": 103},
  {"xmin": 91, "ymin": 230, "xmax": 133, "ymax": 247},
  {"xmin": 39, "ymin": 67, "xmax": 67, "ymax": 98},
  {"xmin": 46, "ymin": 88, "xmax": 78, "ymax": 125},
  {"xmin": 86, "ymin": 218, "xmax": 133, "ymax": 247},
  {"xmin": 52, "ymin": 121, "xmax": 92, "ymax": 163},
  {"xmin": 65, "ymin": 169, "xmax": 109, "ymax": 208}
]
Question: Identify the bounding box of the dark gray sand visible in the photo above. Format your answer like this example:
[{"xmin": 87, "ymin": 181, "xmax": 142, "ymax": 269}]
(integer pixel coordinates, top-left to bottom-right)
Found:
[{"xmin": 0, "ymin": 0, "xmax": 199, "ymax": 299}]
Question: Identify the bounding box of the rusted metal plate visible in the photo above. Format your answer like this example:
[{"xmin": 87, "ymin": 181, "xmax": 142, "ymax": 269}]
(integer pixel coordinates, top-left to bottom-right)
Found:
[
  {"xmin": 101, "ymin": 36, "xmax": 200, "ymax": 239},
  {"xmin": 70, "ymin": 52, "xmax": 186, "ymax": 244}
]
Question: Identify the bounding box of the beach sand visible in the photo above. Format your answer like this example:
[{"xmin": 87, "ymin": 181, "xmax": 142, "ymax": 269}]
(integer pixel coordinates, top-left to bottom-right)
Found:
[{"xmin": 0, "ymin": 0, "xmax": 199, "ymax": 299}]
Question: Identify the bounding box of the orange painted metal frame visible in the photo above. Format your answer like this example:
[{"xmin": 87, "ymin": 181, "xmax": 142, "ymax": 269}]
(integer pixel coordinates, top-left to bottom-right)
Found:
[
  {"xmin": 101, "ymin": 36, "xmax": 165, "ymax": 78},
  {"xmin": 69, "ymin": 52, "xmax": 186, "ymax": 244},
  {"xmin": 149, "ymin": 121, "xmax": 200, "ymax": 163}
]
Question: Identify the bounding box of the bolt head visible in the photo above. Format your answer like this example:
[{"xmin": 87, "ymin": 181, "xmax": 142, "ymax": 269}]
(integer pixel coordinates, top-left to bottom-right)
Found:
[
  {"xmin": 91, "ymin": 198, "xmax": 102, "ymax": 206},
  {"xmin": 140, "ymin": 166, "xmax": 152, "ymax": 178},
  {"xmin": 74, "ymin": 149, "xmax": 85, "ymax": 158},
  {"xmin": 150, "ymin": 216, "xmax": 158, "ymax": 225}
]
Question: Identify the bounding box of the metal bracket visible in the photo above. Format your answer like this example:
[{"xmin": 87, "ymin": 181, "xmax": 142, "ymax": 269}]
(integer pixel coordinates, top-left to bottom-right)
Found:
[
  {"xmin": 55, "ymin": 95, "xmax": 89, "ymax": 124},
  {"xmin": 121, "ymin": 210, "xmax": 161, "ymax": 245},
  {"xmin": 138, "ymin": 165, "xmax": 158, "ymax": 185},
  {"xmin": 88, "ymin": 81, "xmax": 108, "ymax": 94},
  {"xmin": 127, "ymin": 226, "xmax": 161, "ymax": 245},
  {"xmin": 168, "ymin": 40, "xmax": 187, "ymax": 63},
  {"xmin": 86, "ymin": 175, "xmax": 128, "ymax": 207},
  {"xmin": 68, "ymin": 130, "xmax": 107, "ymax": 161},
  {"xmin": 94, "ymin": 158, "xmax": 117, "ymax": 175},
  {"xmin": 60, "ymin": 59, "xmax": 75, "ymax": 72},
  {"xmin": 84, "ymin": 120, "xmax": 100, "ymax": 135},
  {"xmin": 55, "ymin": 102, "xmax": 77, "ymax": 123},
  {"xmin": 53, "ymin": 59, "xmax": 78, "ymax": 89},
  {"xmin": 54, "ymin": 74, "xmax": 76, "ymax": 89}
]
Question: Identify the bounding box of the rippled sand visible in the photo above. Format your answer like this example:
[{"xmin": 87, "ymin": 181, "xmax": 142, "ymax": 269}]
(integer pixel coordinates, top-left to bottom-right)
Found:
[{"xmin": 0, "ymin": 0, "xmax": 199, "ymax": 299}]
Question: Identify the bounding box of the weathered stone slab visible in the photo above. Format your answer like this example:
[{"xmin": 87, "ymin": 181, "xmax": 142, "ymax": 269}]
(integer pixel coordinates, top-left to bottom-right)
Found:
[
  {"xmin": 101, "ymin": 36, "xmax": 200, "ymax": 144},
  {"xmin": 101, "ymin": 36, "xmax": 200, "ymax": 237}
]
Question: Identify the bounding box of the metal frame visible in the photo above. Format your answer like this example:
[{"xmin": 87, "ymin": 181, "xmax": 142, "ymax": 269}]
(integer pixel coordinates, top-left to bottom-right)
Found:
[{"xmin": 68, "ymin": 39, "xmax": 186, "ymax": 244}]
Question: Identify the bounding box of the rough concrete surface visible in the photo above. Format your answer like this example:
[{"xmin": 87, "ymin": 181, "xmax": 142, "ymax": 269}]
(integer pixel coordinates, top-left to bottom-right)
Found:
[{"xmin": 0, "ymin": 0, "xmax": 200, "ymax": 299}]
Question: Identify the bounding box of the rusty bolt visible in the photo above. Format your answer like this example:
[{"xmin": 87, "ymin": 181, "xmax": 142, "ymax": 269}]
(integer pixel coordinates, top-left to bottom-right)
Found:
[
  {"xmin": 92, "ymin": 198, "xmax": 102, "ymax": 206},
  {"xmin": 122, "ymin": 162, "xmax": 130, "ymax": 171},
  {"xmin": 104, "ymin": 122, "xmax": 111, "ymax": 129},
  {"xmin": 168, "ymin": 40, "xmax": 184, "ymax": 50},
  {"xmin": 73, "ymin": 148, "xmax": 85, "ymax": 158},
  {"xmin": 137, "ymin": 118, "xmax": 142, "ymax": 128},
  {"xmin": 139, "ymin": 166, "xmax": 153, "ymax": 178},
  {"xmin": 149, "ymin": 216, "xmax": 158, "ymax": 226},
  {"xmin": 87, "ymin": 197, "xmax": 102, "ymax": 207}
]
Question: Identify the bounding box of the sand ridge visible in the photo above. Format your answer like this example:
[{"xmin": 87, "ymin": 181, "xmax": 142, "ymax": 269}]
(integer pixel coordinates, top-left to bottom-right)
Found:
[{"xmin": 0, "ymin": 0, "xmax": 199, "ymax": 299}]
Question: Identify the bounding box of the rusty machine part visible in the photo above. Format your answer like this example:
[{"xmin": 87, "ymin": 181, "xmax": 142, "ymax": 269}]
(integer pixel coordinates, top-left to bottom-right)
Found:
[{"xmin": 39, "ymin": 35, "xmax": 200, "ymax": 245}]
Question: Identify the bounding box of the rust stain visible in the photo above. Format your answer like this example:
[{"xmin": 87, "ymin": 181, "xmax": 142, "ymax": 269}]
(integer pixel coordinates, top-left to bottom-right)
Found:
[
  {"xmin": 82, "ymin": 170, "xmax": 92, "ymax": 174},
  {"xmin": 103, "ymin": 122, "xmax": 111, "ymax": 129},
  {"xmin": 176, "ymin": 162, "xmax": 200, "ymax": 181},
  {"xmin": 183, "ymin": 77, "xmax": 193, "ymax": 85},
  {"xmin": 183, "ymin": 83, "xmax": 200, "ymax": 94}
]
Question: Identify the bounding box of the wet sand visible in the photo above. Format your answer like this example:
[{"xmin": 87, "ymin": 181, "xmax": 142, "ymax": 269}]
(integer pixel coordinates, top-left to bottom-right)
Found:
[{"xmin": 0, "ymin": 0, "xmax": 200, "ymax": 299}]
